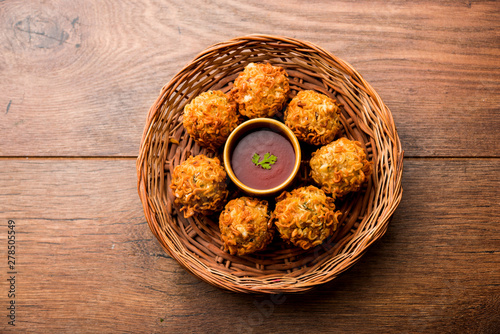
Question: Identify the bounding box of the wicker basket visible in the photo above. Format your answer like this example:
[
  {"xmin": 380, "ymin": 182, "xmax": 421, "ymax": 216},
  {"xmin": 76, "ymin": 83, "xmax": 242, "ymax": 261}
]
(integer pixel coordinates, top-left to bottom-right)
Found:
[{"xmin": 137, "ymin": 34, "xmax": 403, "ymax": 294}]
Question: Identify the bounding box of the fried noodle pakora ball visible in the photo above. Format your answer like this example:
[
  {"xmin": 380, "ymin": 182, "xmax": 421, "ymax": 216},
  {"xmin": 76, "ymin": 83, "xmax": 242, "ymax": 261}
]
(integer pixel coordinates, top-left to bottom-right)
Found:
[
  {"xmin": 219, "ymin": 197, "xmax": 273, "ymax": 256},
  {"xmin": 229, "ymin": 62, "xmax": 290, "ymax": 118},
  {"xmin": 310, "ymin": 137, "xmax": 372, "ymax": 197},
  {"xmin": 273, "ymin": 186, "xmax": 341, "ymax": 250},
  {"xmin": 183, "ymin": 90, "xmax": 241, "ymax": 151},
  {"xmin": 285, "ymin": 90, "xmax": 342, "ymax": 146},
  {"xmin": 170, "ymin": 155, "xmax": 228, "ymax": 218}
]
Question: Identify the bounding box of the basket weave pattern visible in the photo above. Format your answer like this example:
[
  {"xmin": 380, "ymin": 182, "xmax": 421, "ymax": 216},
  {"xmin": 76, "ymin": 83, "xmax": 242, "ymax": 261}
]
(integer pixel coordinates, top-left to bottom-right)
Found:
[{"xmin": 137, "ymin": 35, "xmax": 403, "ymax": 293}]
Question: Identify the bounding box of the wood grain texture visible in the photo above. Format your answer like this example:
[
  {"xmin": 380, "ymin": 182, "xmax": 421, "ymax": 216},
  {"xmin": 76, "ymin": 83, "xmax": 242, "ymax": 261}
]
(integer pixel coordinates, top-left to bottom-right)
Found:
[
  {"xmin": 0, "ymin": 158, "xmax": 498, "ymax": 333},
  {"xmin": 0, "ymin": 0, "xmax": 499, "ymax": 157},
  {"xmin": 1, "ymin": 0, "xmax": 499, "ymax": 333}
]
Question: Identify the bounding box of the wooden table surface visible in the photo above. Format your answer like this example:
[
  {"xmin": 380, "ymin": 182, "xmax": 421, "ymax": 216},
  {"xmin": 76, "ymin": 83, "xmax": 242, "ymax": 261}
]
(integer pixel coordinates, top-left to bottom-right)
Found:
[{"xmin": 1, "ymin": 1, "xmax": 499, "ymax": 333}]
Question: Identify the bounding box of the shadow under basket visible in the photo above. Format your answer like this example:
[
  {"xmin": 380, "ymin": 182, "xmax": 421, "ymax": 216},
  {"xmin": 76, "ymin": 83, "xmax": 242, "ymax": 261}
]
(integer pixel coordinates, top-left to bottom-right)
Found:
[{"xmin": 137, "ymin": 34, "xmax": 404, "ymax": 294}]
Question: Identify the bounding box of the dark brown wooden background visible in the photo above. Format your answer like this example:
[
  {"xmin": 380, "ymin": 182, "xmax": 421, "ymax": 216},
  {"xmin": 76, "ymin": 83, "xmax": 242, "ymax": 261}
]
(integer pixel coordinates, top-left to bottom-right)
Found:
[{"xmin": 1, "ymin": 1, "xmax": 499, "ymax": 333}]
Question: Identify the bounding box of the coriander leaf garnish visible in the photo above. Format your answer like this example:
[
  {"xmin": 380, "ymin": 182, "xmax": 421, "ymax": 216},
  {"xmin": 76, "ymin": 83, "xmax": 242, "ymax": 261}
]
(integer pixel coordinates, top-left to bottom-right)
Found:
[
  {"xmin": 252, "ymin": 153, "xmax": 260, "ymax": 165},
  {"xmin": 252, "ymin": 152, "xmax": 277, "ymax": 170}
]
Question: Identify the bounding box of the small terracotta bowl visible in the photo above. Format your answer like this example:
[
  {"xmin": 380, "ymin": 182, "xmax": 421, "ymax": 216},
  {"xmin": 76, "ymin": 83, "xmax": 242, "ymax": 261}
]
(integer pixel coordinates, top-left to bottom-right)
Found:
[{"xmin": 223, "ymin": 118, "xmax": 301, "ymax": 197}]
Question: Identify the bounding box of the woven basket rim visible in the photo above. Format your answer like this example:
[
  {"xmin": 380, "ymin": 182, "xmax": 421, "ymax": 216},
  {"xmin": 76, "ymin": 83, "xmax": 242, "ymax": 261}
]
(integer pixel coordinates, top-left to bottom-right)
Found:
[{"xmin": 137, "ymin": 34, "xmax": 404, "ymax": 294}]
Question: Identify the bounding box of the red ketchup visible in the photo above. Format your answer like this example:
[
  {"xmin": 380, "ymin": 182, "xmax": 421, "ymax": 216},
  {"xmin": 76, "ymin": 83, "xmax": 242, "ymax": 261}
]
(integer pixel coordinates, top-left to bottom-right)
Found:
[{"xmin": 231, "ymin": 129, "xmax": 296, "ymax": 190}]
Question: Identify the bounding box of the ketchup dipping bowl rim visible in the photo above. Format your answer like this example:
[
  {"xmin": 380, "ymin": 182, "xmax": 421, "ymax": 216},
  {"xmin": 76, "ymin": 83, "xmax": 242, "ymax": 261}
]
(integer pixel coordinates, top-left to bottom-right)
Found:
[{"xmin": 223, "ymin": 118, "xmax": 301, "ymax": 197}]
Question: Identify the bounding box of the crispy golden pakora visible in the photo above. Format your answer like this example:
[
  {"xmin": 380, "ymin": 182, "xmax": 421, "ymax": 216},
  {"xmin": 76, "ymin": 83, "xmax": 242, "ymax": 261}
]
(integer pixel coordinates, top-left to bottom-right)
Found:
[
  {"xmin": 170, "ymin": 155, "xmax": 228, "ymax": 218},
  {"xmin": 183, "ymin": 90, "xmax": 241, "ymax": 151},
  {"xmin": 219, "ymin": 196, "xmax": 273, "ymax": 256},
  {"xmin": 273, "ymin": 185, "xmax": 340, "ymax": 250},
  {"xmin": 230, "ymin": 62, "xmax": 289, "ymax": 118},
  {"xmin": 309, "ymin": 137, "xmax": 372, "ymax": 197},
  {"xmin": 285, "ymin": 90, "xmax": 342, "ymax": 145}
]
